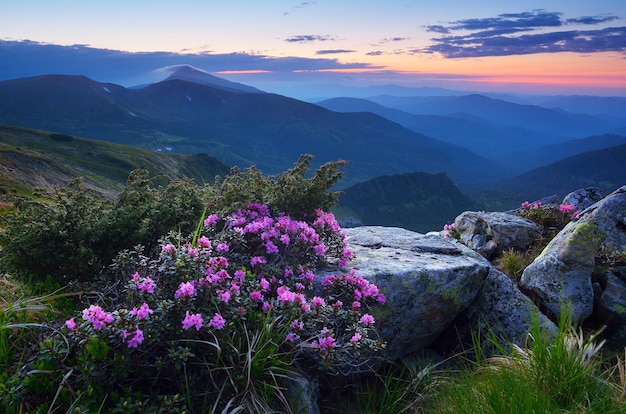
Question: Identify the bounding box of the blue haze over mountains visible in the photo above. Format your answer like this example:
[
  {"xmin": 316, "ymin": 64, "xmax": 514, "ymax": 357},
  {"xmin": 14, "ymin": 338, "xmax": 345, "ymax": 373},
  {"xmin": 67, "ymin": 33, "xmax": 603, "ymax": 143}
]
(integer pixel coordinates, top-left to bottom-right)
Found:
[{"xmin": 1, "ymin": 65, "xmax": 626, "ymax": 224}]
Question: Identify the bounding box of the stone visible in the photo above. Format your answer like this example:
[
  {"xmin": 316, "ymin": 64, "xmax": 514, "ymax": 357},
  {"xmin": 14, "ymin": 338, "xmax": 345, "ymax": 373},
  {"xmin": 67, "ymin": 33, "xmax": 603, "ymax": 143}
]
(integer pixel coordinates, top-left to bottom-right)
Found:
[
  {"xmin": 520, "ymin": 186, "xmax": 626, "ymax": 323},
  {"xmin": 318, "ymin": 226, "xmax": 491, "ymax": 361},
  {"xmin": 447, "ymin": 267, "xmax": 557, "ymax": 356},
  {"xmin": 562, "ymin": 187, "xmax": 603, "ymax": 212},
  {"xmin": 453, "ymin": 211, "xmax": 542, "ymax": 258},
  {"xmin": 595, "ymin": 266, "xmax": 626, "ymax": 328},
  {"xmin": 285, "ymin": 373, "xmax": 320, "ymax": 414}
]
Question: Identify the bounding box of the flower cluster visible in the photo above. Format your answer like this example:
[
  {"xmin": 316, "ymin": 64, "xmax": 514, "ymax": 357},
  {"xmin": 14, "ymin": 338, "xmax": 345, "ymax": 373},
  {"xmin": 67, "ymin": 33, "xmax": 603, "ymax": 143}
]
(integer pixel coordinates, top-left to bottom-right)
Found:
[
  {"xmin": 64, "ymin": 203, "xmax": 385, "ymax": 374},
  {"xmin": 518, "ymin": 200, "xmax": 579, "ymax": 230},
  {"xmin": 442, "ymin": 222, "xmax": 459, "ymax": 239}
]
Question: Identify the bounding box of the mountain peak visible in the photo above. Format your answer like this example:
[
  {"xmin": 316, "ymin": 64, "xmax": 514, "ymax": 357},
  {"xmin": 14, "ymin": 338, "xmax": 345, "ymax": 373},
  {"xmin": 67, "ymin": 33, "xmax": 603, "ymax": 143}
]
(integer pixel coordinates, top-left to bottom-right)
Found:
[{"xmin": 161, "ymin": 65, "xmax": 264, "ymax": 94}]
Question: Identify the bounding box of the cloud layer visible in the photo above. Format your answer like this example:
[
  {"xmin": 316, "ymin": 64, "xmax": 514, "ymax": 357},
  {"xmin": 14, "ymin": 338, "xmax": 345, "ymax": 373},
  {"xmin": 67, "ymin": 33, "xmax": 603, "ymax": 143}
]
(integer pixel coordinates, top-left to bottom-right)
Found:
[
  {"xmin": 0, "ymin": 39, "xmax": 373, "ymax": 86},
  {"xmin": 423, "ymin": 9, "xmax": 625, "ymax": 58}
]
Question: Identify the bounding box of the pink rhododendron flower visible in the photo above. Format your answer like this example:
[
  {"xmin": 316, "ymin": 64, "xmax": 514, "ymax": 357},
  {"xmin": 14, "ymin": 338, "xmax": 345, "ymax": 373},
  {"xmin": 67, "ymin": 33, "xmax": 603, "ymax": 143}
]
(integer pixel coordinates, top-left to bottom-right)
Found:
[
  {"xmin": 234, "ymin": 269, "xmax": 246, "ymax": 281},
  {"xmin": 351, "ymin": 332, "xmax": 362, "ymax": 344},
  {"xmin": 250, "ymin": 290, "xmax": 263, "ymax": 301},
  {"xmin": 197, "ymin": 235, "xmax": 211, "ymax": 248},
  {"xmin": 286, "ymin": 332, "xmax": 300, "ymax": 342},
  {"xmin": 265, "ymin": 240, "xmax": 279, "ymax": 254},
  {"xmin": 204, "ymin": 214, "xmax": 219, "ymax": 227},
  {"xmin": 311, "ymin": 296, "xmax": 326, "ymax": 308},
  {"xmin": 376, "ymin": 293, "xmax": 387, "ymax": 305},
  {"xmin": 315, "ymin": 336, "xmax": 336, "ymax": 352},
  {"xmin": 560, "ymin": 203, "xmax": 575, "ymax": 213},
  {"xmin": 182, "ymin": 311, "xmax": 203, "ymax": 330},
  {"xmin": 360, "ymin": 314, "xmax": 375, "ymax": 326},
  {"xmin": 259, "ymin": 277, "xmax": 270, "ymax": 291},
  {"xmin": 208, "ymin": 314, "xmax": 226, "ymax": 330},
  {"xmin": 130, "ymin": 303, "xmax": 153, "ymax": 320},
  {"xmin": 136, "ymin": 276, "xmax": 156, "ymax": 294},
  {"xmin": 175, "ymin": 281, "xmax": 198, "ymax": 299},
  {"xmin": 161, "ymin": 244, "xmax": 176, "ymax": 254},
  {"xmin": 250, "ymin": 256, "xmax": 267, "ymax": 267},
  {"xmin": 219, "ymin": 290, "xmax": 231, "ymax": 303},
  {"xmin": 217, "ymin": 242, "xmax": 229, "ymax": 252},
  {"xmin": 65, "ymin": 318, "xmax": 76, "ymax": 330},
  {"xmin": 313, "ymin": 243, "xmax": 326, "ymax": 256},
  {"xmin": 82, "ymin": 305, "xmax": 114, "ymax": 331},
  {"xmin": 126, "ymin": 328, "xmax": 144, "ymax": 348}
]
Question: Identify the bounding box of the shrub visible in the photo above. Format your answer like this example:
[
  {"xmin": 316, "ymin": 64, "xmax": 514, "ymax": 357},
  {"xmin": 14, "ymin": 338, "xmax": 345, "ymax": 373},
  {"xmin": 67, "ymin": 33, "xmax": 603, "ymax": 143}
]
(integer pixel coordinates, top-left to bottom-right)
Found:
[
  {"xmin": 0, "ymin": 155, "xmax": 346, "ymax": 287},
  {"xmin": 12, "ymin": 203, "xmax": 386, "ymax": 412},
  {"xmin": 496, "ymin": 249, "xmax": 530, "ymax": 281},
  {"xmin": 517, "ymin": 201, "xmax": 579, "ymax": 232}
]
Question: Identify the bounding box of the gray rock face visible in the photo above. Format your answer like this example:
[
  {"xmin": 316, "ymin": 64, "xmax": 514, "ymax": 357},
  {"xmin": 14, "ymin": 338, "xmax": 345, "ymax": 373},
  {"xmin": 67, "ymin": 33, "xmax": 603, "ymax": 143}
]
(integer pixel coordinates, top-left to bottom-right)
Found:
[
  {"xmin": 320, "ymin": 226, "xmax": 491, "ymax": 361},
  {"xmin": 521, "ymin": 186, "xmax": 626, "ymax": 322},
  {"xmin": 464, "ymin": 267, "xmax": 557, "ymax": 354},
  {"xmin": 596, "ymin": 267, "xmax": 626, "ymax": 328},
  {"xmin": 562, "ymin": 187, "xmax": 603, "ymax": 212},
  {"xmin": 454, "ymin": 211, "xmax": 542, "ymax": 258}
]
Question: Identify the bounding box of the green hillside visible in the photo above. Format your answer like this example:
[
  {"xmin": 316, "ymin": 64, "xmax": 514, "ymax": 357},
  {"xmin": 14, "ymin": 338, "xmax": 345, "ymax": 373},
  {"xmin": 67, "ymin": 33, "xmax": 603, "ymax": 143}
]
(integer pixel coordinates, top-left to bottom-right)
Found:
[
  {"xmin": 336, "ymin": 171, "xmax": 480, "ymax": 233},
  {"xmin": 0, "ymin": 124, "xmax": 230, "ymax": 199}
]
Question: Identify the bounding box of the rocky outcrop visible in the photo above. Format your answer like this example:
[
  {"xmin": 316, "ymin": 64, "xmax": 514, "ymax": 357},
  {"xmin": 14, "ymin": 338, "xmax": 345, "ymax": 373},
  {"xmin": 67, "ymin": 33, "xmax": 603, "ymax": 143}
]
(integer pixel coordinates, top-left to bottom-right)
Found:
[
  {"xmin": 453, "ymin": 211, "xmax": 542, "ymax": 258},
  {"xmin": 320, "ymin": 226, "xmax": 491, "ymax": 361},
  {"xmin": 312, "ymin": 186, "xmax": 625, "ymax": 374},
  {"xmin": 520, "ymin": 186, "xmax": 626, "ymax": 323},
  {"xmin": 436, "ymin": 267, "xmax": 557, "ymax": 355},
  {"xmin": 562, "ymin": 187, "xmax": 603, "ymax": 212}
]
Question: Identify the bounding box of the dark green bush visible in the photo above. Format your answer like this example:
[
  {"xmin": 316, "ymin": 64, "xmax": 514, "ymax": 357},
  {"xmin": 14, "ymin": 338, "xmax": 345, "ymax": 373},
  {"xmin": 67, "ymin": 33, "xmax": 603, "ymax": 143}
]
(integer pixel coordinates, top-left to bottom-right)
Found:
[
  {"xmin": 0, "ymin": 155, "xmax": 346, "ymax": 287},
  {"xmin": 0, "ymin": 170, "xmax": 207, "ymax": 284}
]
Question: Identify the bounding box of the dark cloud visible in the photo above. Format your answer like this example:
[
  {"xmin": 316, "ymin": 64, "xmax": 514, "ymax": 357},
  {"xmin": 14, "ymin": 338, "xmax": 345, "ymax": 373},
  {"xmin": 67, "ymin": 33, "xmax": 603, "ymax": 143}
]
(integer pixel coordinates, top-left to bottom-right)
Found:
[
  {"xmin": 425, "ymin": 25, "xmax": 450, "ymax": 34},
  {"xmin": 283, "ymin": 1, "xmax": 316, "ymax": 16},
  {"xmin": 366, "ymin": 51, "xmax": 384, "ymax": 56},
  {"xmin": 0, "ymin": 39, "xmax": 373, "ymax": 86},
  {"xmin": 284, "ymin": 34, "xmax": 334, "ymax": 43},
  {"xmin": 315, "ymin": 49, "xmax": 355, "ymax": 55},
  {"xmin": 426, "ymin": 26, "xmax": 626, "ymax": 58},
  {"xmin": 424, "ymin": 9, "xmax": 625, "ymax": 58},
  {"xmin": 382, "ymin": 37, "xmax": 409, "ymax": 42},
  {"xmin": 566, "ymin": 15, "xmax": 620, "ymax": 25}
]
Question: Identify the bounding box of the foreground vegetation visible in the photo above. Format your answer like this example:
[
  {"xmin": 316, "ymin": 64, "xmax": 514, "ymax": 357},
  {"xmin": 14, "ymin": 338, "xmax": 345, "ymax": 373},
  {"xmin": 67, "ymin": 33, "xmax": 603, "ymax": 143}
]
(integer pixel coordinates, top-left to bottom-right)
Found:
[{"xmin": 1, "ymin": 155, "xmax": 626, "ymax": 412}]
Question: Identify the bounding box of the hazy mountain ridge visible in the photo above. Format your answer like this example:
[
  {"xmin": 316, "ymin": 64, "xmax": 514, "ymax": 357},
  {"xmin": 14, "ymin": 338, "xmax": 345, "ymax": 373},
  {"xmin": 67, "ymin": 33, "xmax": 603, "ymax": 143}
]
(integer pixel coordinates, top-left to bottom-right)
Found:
[
  {"xmin": 0, "ymin": 74, "xmax": 504, "ymax": 187},
  {"xmin": 337, "ymin": 171, "xmax": 480, "ymax": 233},
  {"xmin": 489, "ymin": 143, "xmax": 626, "ymax": 200},
  {"xmin": 316, "ymin": 97, "xmax": 568, "ymax": 158},
  {"xmin": 367, "ymin": 94, "xmax": 620, "ymax": 138},
  {"xmin": 0, "ymin": 124, "xmax": 230, "ymax": 198}
]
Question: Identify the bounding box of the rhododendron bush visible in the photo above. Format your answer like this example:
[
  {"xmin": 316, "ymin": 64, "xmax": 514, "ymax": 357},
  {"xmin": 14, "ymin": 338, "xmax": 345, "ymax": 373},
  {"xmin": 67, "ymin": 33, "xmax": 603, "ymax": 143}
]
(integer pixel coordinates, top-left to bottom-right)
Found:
[{"xmin": 31, "ymin": 202, "xmax": 385, "ymax": 411}]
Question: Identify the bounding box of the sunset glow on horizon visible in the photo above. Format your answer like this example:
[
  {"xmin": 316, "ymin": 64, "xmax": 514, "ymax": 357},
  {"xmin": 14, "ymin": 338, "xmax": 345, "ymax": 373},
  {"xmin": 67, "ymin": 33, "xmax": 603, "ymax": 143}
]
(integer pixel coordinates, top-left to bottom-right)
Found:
[{"xmin": 1, "ymin": 0, "xmax": 626, "ymax": 97}]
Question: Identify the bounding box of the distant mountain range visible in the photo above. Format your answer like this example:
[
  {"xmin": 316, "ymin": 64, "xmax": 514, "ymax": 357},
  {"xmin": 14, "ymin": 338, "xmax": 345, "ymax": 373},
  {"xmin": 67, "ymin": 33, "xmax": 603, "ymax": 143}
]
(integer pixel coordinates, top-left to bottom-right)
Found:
[
  {"xmin": 0, "ymin": 68, "xmax": 504, "ymax": 187},
  {"xmin": 317, "ymin": 96, "xmax": 626, "ymax": 159},
  {"xmin": 489, "ymin": 143, "xmax": 626, "ymax": 200},
  {"xmin": 1, "ymin": 67, "xmax": 626, "ymax": 231}
]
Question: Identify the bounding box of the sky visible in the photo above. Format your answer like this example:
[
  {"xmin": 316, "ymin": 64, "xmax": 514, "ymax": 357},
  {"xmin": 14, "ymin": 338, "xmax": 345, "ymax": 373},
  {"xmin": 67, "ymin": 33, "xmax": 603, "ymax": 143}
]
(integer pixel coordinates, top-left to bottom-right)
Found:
[{"xmin": 1, "ymin": 0, "xmax": 626, "ymax": 99}]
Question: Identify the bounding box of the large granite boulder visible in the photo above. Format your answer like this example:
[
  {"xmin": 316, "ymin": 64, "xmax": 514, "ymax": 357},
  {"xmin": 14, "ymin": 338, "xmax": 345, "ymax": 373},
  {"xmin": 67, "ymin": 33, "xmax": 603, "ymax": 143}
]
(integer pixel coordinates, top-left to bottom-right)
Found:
[
  {"xmin": 319, "ymin": 226, "xmax": 491, "ymax": 361},
  {"xmin": 453, "ymin": 211, "xmax": 542, "ymax": 258},
  {"xmin": 562, "ymin": 187, "xmax": 603, "ymax": 212},
  {"xmin": 520, "ymin": 186, "xmax": 626, "ymax": 323},
  {"xmin": 435, "ymin": 267, "xmax": 557, "ymax": 356}
]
